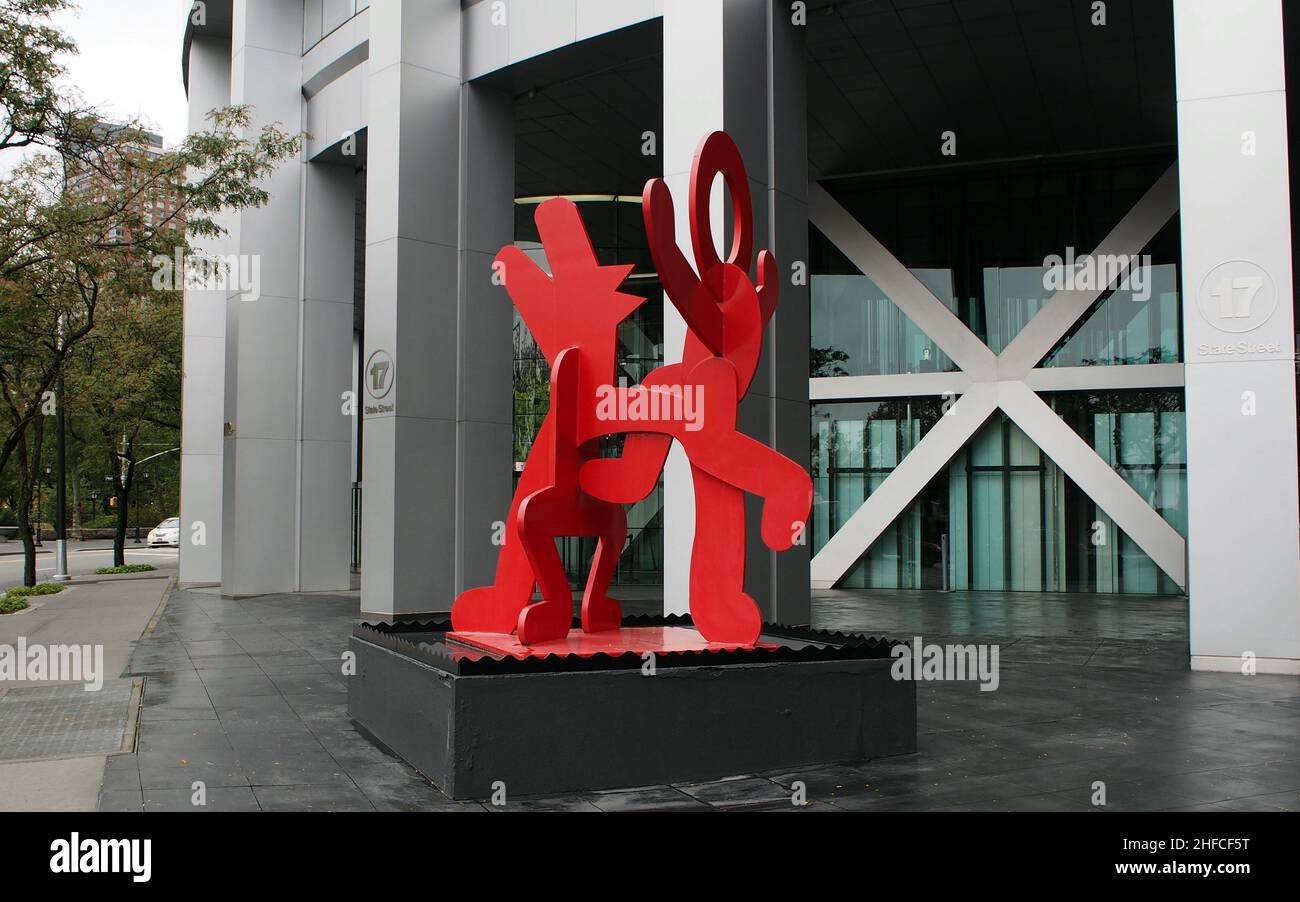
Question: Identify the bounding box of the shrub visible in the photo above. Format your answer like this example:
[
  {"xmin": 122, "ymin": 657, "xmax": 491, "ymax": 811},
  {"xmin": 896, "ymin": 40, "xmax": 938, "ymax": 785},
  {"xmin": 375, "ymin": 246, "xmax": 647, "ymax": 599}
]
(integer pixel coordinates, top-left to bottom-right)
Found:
[
  {"xmin": 0, "ymin": 582, "xmax": 63, "ymax": 613},
  {"xmin": 93, "ymin": 564, "xmax": 157, "ymax": 575},
  {"xmin": 6, "ymin": 583, "xmax": 65, "ymax": 598}
]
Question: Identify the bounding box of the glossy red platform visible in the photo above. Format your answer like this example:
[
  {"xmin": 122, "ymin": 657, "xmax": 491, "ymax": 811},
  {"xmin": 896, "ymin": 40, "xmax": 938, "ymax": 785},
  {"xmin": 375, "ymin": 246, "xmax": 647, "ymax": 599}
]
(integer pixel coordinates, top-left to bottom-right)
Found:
[{"xmin": 446, "ymin": 626, "xmax": 776, "ymax": 659}]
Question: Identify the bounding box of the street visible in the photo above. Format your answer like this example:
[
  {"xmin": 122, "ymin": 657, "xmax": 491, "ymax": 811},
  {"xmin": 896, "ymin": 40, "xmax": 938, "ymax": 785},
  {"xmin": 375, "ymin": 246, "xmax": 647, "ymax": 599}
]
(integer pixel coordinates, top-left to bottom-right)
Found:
[{"xmin": 0, "ymin": 539, "xmax": 178, "ymax": 590}]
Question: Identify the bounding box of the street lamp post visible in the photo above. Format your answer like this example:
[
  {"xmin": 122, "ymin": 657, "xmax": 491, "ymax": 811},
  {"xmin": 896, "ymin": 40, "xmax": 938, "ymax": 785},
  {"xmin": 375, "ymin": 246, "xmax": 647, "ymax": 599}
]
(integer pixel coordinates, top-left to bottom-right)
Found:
[
  {"xmin": 35, "ymin": 468, "xmax": 48, "ymax": 548},
  {"xmin": 53, "ymin": 351, "xmax": 70, "ymax": 581},
  {"xmin": 131, "ymin": 449, "xmax": 179, "ymax": 547},
  {"xmin": 133, "ymin": 470, "xmax": 142, "ymax": 544}
]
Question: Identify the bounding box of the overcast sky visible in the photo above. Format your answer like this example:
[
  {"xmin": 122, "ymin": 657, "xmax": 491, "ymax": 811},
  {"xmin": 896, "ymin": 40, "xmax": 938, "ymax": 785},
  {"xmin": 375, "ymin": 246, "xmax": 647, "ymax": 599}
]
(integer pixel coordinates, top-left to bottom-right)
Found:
[
  {"xmin": 52, "ymin": 0, "xmax": 191, "ymax": 146},
  {"xmin": 1, "ymin": 1, "xmax": 190, "ymax": 175}
]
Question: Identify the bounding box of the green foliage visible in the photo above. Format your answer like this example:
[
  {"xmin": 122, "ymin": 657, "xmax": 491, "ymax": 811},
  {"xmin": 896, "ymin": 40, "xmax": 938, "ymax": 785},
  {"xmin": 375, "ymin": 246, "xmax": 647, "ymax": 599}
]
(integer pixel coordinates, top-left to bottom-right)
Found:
[
  {"xmin": 0, "ymin": 0, "xmax": 75, "ymax": 153},
  {"xmin": 811, "ymin": 346, "xmax": 850, "ymax": 378},
  {"xmin": 6, "ymin": 581, "xmax": 62, "ymax": 597},
  {"xmin": 2, "ymin": 580, "xmax": 63, "ymax": 611},
  {"xmin": 0, "ymin": 0, "xmax": 303, "ymax": 583},
  {"xmin": 93, "ymin": 563, "xmax": 154, "ymax": 575}
]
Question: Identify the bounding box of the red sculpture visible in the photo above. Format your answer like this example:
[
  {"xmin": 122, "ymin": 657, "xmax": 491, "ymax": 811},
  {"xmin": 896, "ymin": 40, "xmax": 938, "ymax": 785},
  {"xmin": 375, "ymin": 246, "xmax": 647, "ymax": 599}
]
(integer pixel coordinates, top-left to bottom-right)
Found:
[{"xmin": 451, "ymin": 131, "xmax": 812, "ymax": 647}]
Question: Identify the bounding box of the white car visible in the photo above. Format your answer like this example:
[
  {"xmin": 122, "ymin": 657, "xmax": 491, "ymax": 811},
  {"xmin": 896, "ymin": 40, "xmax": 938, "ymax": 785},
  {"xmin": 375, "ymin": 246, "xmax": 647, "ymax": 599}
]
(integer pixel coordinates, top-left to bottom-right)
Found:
[{"xmin": 146, "ymin": 518, "xmax": 180, "ymax": 548}]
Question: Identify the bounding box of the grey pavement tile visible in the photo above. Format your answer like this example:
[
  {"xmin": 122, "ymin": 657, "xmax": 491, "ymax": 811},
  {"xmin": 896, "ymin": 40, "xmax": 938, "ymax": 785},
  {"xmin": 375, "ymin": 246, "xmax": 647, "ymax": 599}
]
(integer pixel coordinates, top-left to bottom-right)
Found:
[
  {"xmin": 1214, "ymin": 790, "xmax": 1300, "ymax": 812},
  {"xmin": 961, "ymin": 792, "xmax": 1096, "ymax": 812},
  {"xmin": 144, "ymin": 786, "xmax": 261, "ymax": 812},
  {"xmin": 588, "ymin": 786, "xmax": 711, "ymax": 811},
  {"xmin": 253, "ymin": 784, "xmax": 375, "ymax": 812},
  {"xmin": 139, "ymin": 702, "xmax": 220, "ymax": 723},
  {"xmin": 183, "ymin": 639, "xmax": 248, "ymax": 658},
  {"xmin": 1121, "ymin": 769, "xmax": 1279, "ymax": 804},
  {"xmin": 98, "ymin": 789, "xmax": 144, "ymax": 812},
  {"xmin": 344, "ymin": 760, "xmax": 426, "ymax": 790},
  {"xmin": 486, "ymin": 794, "xmax": 604, "ymax": 812},
  {"xmin": 137, "ymin": 756, "xmax": 249, "ymax": 790},
  {"xmin": 365, "ymin": 787, "xmax": 487, "ymax": 812},
  {"xmin": 236, "ymin": 749, "xmax": 353, "ymax": 786},
  {"xmin": 673, "ymin": 776, "xmax": 792, "ymax": 810}
]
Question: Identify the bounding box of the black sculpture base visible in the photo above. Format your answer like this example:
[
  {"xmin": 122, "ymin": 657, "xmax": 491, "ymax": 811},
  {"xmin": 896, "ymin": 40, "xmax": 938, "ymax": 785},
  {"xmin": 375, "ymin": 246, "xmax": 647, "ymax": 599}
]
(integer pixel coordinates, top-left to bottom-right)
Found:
[{"xmin": 347, "ymin": 615, "xmax": 917, "ymax": 800}]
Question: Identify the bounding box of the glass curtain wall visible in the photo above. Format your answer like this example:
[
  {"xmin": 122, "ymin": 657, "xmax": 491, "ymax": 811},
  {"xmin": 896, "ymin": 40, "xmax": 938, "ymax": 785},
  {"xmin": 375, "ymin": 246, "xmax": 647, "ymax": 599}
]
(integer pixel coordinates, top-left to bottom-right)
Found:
[
  {"xmin": 814, "ymin": 154, "xmax": 1182, "ymax": 369},
  {"xmin": 811, "ymin": 391, "xmax": 1187, "ymax": 596},
  {"xmin": 811, "ymin": 152, "xmax": 1184, "ymax": 596},
  {"xmin": 303, "ymin": 0, "xmax": 371, "ymax": 52}
]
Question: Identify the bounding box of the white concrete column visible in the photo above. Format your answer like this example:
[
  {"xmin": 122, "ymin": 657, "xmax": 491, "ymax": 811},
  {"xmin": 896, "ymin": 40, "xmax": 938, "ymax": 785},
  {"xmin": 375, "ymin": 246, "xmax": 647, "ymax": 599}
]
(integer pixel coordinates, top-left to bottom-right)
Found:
[
  {"xmin": 455, "ymin": 82, "xmax": 515, "ymax": 594},
  {"xmin": 180, "ymin": 35, "xmax": 233, "ymax": 587},
  {"xmin": 361, "ymin": 1, "xmax": 512, "ymax": 617},
  {"xmin": 1175, "ymin": 0, "xmax": 1300, "ymax": 673},
  {"xmin": 220, "ymin": 0, "xmax": 305, "ymax": 597},
  {"xmin": 662, "ymin": 0, "xmax": 811, "ymax": 625},
  {"xmin": 298, "ymin": 161, "xmax": 356, "ymax": 592}
]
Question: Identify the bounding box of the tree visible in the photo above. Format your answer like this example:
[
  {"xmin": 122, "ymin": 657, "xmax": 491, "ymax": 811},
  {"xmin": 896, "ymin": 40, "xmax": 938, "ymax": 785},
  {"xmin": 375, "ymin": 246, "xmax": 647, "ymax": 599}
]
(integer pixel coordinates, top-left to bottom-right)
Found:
[
  {"xmin": 67, "ymin": 289, "xmax": 180, "ymax": 566},
  {"xmin": 0, "ymin": 0, "xmax": 74, "ymax": 153},
  {"xmin": 0, "ymin": 0, "xmax": 303, "ymax": 584}
]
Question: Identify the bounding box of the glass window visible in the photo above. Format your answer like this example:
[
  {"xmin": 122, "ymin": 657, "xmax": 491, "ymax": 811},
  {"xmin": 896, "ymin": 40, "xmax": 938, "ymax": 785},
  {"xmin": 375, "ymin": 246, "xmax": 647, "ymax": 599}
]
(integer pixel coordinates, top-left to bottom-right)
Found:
[
  {"xmin": 322, "ymin": 0, "xmax": 353, "ymax": 38},
  {"xmin": 810, "ymin": 398, "xmax": 947, "ymax": 588},
  {"xmin": 810, "ymin": 228, "xmax": 957, "ymax": 377},
  {"xmin": 302, "ymin": 0, "xmax": 323, "ymax": 50},
  {"xmin": 814, "ymin": 154, "xmax": 1180, "ymax": 365},
  {"xmin": 304, "ymin": 0, "xmax": 363, "ymax": 51},
  {"xmin": 814, "ymin": 391, "xmax": 1186, "ymax": 596}
]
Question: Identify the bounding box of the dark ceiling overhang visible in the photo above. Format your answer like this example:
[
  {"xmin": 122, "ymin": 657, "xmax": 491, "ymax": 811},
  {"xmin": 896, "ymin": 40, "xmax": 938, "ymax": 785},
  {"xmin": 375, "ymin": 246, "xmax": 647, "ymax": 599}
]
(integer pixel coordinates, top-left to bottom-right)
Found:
[{"xmin": 181, "ymin": 0, "xmax": 234, "ymax": 97}]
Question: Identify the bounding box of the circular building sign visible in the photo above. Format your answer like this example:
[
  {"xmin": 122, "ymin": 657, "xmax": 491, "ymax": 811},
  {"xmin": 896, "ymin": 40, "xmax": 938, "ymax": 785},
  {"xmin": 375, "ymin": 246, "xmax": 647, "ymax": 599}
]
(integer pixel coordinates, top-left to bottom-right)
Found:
[
  {"xmin": 1197, "ymin": 260, "xmax": 1277, "ymax": 334},
  {"xmin": 365, "ymin": 350, "xmax": 395, "ymax": 400}
]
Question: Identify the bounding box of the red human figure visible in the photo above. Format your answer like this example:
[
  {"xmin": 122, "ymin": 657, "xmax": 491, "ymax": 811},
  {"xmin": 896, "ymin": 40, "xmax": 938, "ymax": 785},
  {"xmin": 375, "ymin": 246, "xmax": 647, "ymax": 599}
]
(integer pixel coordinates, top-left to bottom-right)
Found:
[
  {"xmin": 451, "ymin": 198, "xmax": 644, "ymax": 643},
  {"xmin": 579, "ymin": 131, "xmax": 811, "ymax": 645}
]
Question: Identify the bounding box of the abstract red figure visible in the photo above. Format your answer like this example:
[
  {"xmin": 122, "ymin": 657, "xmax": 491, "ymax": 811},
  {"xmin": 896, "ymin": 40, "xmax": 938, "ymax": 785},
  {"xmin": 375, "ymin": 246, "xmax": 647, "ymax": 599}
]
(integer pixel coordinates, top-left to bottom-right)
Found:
[{"xmin": 451, "ymin": 131, "xmax": 812, "ymax": 647}]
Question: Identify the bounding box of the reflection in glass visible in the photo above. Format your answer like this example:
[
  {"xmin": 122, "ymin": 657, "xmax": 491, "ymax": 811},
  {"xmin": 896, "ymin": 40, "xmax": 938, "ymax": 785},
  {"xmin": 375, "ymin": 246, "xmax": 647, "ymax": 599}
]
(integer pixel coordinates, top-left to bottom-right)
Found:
[
  {"xmin": 814, "ymin": 154, "xmax": 1181, "ymax": 365},
  {"xmin": 304, "ymin": 0, "xmax": 368, "ymax": 51},
  {"xmin": 1044, "ymin": 262, "xmax": 1182, "ymax": 367},
  {"xmin": 811, "ymin": 390, "xmax": 1186, "ymax": 595},
  {"xmin": 810, "ymin": 267, "xmax": 957, "ymax": 377}
]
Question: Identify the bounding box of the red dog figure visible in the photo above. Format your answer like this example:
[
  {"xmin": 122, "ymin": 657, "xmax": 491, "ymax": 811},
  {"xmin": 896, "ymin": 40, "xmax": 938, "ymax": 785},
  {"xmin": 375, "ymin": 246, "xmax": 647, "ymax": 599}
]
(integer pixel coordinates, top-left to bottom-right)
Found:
[
  {"xmin": 451, "ymin": 199, "xmax": 643, "ymax": 643},
  {"xmin": 581, "ymin": 132, "xmax": 812, "ymax": 645},
  {"xmin": 453, "ymin": 131, "xmax": 812, "ymax": 647}
]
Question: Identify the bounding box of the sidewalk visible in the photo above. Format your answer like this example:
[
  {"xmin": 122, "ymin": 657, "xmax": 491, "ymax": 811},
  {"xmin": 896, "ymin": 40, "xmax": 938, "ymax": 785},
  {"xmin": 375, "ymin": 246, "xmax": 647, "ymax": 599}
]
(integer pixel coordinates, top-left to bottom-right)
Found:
[
  {"xmin": 96, "ymin": 585, "xmax": 1300, "ymax": 812},
  {"xmin": 0, "ymin": 574, "xmax": 172, "ymax": 811}
]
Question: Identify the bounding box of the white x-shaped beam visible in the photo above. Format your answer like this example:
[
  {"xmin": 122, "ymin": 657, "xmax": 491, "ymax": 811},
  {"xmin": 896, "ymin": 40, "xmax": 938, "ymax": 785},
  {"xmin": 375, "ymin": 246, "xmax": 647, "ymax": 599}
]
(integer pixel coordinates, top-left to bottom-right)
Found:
[{"xmin": 807, "ymin": 165, "xmax": 1186, "ymax": 589}]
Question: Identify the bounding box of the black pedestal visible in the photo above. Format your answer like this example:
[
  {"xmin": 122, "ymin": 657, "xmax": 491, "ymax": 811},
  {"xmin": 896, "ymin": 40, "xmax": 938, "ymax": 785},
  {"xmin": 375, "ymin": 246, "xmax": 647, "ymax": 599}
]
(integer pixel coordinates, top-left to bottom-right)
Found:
[{"xmin": 347, "ymin": 616, "xmax": 917, "ymax": 800}]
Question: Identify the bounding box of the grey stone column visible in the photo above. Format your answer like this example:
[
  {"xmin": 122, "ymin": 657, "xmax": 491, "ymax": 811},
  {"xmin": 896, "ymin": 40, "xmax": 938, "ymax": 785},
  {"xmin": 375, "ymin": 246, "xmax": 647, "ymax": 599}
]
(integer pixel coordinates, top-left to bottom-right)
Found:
[
  {"xmin": 180, "ymin": 35, "xmax": 233, "ymax": 586},
  {"xmin": 455, "ymin": 83, "xmax": 515, "ymax": 594},
  {"xmin": 360, "ymin": 1, "xmax": 513, "ymax": 617},
  {"xmin": 220, "ymin": 0, "xmax": 305, "ymax": 597},
  {"xmin": 1175, "ymin": 0, "xmax": 1300, "ymax": 673},
  {"xmin": 661, "ymin": 0, "xmax": 811, "ymax": 625},
  {"xmin": 298, "ymin": 160, "xmax": 356, "ymax": 592}
]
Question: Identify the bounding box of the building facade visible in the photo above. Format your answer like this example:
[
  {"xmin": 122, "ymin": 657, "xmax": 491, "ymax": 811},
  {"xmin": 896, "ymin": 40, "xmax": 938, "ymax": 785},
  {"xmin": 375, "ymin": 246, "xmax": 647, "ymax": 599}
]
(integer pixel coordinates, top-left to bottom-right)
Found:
[{"xmin": 179, "ymin": 0, "xmax": 1300, "ymax": 673}]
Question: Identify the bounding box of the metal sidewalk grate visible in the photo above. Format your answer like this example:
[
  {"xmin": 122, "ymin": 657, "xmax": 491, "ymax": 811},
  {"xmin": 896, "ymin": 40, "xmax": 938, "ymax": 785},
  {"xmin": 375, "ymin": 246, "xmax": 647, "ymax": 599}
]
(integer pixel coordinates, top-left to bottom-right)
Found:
[{"xmin": 0, "ymin": 679, "xmax": 139, "ymax": 762}]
